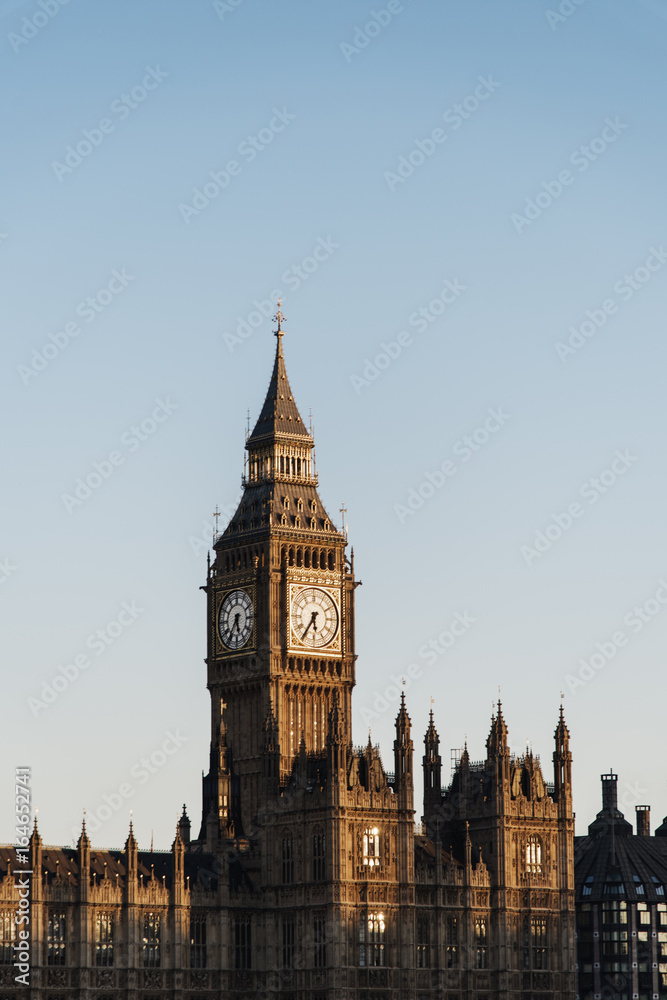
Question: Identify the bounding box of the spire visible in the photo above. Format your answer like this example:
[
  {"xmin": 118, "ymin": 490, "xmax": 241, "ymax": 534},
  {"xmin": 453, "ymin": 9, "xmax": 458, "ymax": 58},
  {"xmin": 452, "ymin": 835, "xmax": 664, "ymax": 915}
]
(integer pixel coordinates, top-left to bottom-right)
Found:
[
  {"xmin": 246, "ymin": 304, "xmax": 312, "ymax": 446},
  {"xmin": 394, "ymin": 691, "xmax": 413, "ymax": 790},
  {"xmin": 77, "ymin": 815, "xmax": 90, "ymax": 851},
  {"xmin": 424, "ymin": 708, "xmax": 439, "ymax": 750},
  {"xmin": 486, "ymin": 699, "xmax": 509, "ymax": 759},
  {"xmin": 125, "ymin": 819, "xmax": 137, "ymax": 854},
  {"xmin": 554, "ymin": 703, "xmax": 570, "ymax": 752}
]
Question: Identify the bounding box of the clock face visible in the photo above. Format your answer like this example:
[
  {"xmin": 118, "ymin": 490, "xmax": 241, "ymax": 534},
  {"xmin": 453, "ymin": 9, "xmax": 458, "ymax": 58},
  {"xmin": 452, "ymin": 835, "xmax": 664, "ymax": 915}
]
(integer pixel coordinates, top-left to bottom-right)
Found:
[
  {"xmin": 290, "ymin": 587, "xmax": 339, "ymax": 649},
  {"xmin": 218, "ymin": 589, "xmax": 253, "ymax": 650}
]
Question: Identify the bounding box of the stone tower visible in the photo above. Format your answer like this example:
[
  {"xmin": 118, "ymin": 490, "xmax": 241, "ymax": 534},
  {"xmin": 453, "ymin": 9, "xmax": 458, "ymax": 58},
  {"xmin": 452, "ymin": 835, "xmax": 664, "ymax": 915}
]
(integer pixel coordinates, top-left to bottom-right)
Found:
[{"xmin": 198, "ymin": 305, "xmax": 358, "ymax": 841}]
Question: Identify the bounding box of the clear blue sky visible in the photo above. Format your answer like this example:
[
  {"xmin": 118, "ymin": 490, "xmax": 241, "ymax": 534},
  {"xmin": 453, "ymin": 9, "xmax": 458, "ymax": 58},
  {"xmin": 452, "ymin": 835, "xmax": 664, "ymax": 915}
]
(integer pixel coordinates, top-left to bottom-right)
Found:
[{"xmin": 2, "ymin": 0, "xmax": 666, "ymax": 848}]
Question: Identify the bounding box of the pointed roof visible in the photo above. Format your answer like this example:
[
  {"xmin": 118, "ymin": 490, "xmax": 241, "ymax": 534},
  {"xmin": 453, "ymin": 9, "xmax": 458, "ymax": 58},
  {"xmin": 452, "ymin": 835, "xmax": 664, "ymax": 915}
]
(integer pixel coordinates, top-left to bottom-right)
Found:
[
  {"xmin": 77, "ymin": 816, "xmax": 90, "ymax": 851},
  {"xmin": 555, "ymin": 703, "xmax": 570, "ymax": 746},
  {"xmin": 124, "ymin": 820, "xmax": 137, "ymax": 853},
  {"xmin": 487, "ymin": 699, "xmax": 509, "ymax": 757},
  {"xmin": 247, "ymin": 308, "xmax": 312, "ymax": 445},
  {"xmin": 424, "ymin": 709, "xmax": 439, "ymax": 747}
]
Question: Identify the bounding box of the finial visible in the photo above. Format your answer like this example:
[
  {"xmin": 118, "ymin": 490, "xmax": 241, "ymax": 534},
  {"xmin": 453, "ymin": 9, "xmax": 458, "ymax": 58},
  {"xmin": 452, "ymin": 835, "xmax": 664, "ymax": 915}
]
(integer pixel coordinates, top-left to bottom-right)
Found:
[{"xmin": 273, "ymin": 299, "xmax": 285, "ymax": 338}]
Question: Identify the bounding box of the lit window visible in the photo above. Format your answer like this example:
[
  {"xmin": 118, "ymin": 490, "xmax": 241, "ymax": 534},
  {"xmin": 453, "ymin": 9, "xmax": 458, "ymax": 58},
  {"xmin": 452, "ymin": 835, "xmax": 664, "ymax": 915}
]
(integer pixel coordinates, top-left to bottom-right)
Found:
[
  {"xmin": 95, "ymin": 913, "xmax": 114, "ymax": 967},
  {"xmin": 48, "ymin": 912, "xmax": 67, "ymax": 967},
  {"xmin": 190, "ymin": 915, "xmax": 207, "ymax": 969},
  {"xmin": 446, "ymin": 917, "xmax": 458, "ymax": 968},
  {"xmin": 363, "ymin": 828, "xmax": 380, "ymax": 868},
  {"xmin": 525, "ymin": 835, "xmax": 542, "ymax": 874},
  {"xmin": 142, "ymin": 912, "xmax": 160, "ymax": 968},
  {"xmin": 0, "ymin": 912, "xmax": 16, "ymax": 965},
  {"xmin": 417, "ymin": 918, "xmax": 429, "ymax": 968},
  {"xmin": 531, "ymin": 917, "xmax": 548, "ymax": 970},
  {"xmin": 359, "ymin": 912, "xmax": 385, "ymax": 967},
  {"xmin": 474, "ymin": 918, "xmax": 487, "ymax": 969}
]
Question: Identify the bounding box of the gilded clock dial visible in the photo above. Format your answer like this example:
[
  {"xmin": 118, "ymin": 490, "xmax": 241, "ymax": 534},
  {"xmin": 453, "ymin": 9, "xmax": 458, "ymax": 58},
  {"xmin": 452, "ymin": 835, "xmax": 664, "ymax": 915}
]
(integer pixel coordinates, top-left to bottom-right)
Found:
[
  {"xmin": 218, "ymin": 589, "xmax": 253, "ymax": 650},
  {"xmin": 291, "ymin": 587, "xmax": 339, "ymax": 649}
]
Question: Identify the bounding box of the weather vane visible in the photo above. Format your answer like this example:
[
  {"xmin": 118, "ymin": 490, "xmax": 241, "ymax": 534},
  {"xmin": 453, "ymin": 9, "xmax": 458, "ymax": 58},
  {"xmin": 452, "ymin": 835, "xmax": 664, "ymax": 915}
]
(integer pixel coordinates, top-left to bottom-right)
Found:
[{"xmin": 273, "ymin": 299, "xmax": 285, "ymax": 337}]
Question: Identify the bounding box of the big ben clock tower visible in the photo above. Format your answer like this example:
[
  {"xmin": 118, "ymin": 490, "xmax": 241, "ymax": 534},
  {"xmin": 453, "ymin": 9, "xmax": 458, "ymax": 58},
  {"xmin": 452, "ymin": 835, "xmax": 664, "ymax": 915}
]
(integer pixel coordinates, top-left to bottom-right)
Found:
[{"xmin": 198, "ymin": 306, "xmax": 358, "ymax": 841}]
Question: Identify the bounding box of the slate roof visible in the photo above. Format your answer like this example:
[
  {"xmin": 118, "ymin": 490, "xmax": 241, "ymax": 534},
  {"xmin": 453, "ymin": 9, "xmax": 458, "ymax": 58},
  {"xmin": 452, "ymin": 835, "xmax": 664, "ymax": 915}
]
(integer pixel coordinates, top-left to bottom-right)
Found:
[
  {"xmin": 0, "ymin": 847, "xmax": 217, "ymax": 892},
  {"xmin": 247, "ymin": 333, "xmax": 312, "ymax": 445},
  {"xmin": 574, "ymin": 788, "xmax": 667, "ymax": 904}
]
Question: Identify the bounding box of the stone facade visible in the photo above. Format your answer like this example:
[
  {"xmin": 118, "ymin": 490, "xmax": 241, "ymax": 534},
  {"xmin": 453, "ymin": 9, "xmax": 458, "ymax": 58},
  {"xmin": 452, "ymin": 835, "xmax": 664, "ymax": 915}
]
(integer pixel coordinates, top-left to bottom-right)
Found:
[{"xmin": 0, "ymin": 315, "xmax": 577, "ymax": 999}]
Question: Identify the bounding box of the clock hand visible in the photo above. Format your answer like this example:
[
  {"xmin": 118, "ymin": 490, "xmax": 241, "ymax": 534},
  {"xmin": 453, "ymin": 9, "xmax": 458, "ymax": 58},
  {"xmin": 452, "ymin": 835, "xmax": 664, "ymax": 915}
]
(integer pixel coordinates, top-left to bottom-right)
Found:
[
  {"xmin": 234, "ymin": 613, "xmax": 241, "ymax": 633},
  {"xmin": 301, "ymin": 611, "xmax": 318, "ymax": 640}
]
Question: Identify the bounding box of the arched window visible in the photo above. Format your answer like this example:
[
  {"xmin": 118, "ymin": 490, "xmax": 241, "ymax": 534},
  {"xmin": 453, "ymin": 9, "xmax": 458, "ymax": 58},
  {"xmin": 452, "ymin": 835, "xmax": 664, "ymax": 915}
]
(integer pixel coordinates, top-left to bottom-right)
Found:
[
  {"xmin": 360, "ymin": 912, "xmax": 385, "ymax": 967},
  {"xmin": 526, "ymin": 835, "xmax": 542, "ymax": 873},
  {"xmin": 363, "ymin": 827, "xmax": 380, "ymax": 867}
]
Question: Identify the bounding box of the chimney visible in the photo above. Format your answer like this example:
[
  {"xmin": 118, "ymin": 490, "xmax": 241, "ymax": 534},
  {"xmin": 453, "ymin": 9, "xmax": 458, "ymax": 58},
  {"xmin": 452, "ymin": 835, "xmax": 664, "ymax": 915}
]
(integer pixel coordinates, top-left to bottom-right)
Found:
[
  {"xmin": 601, "ymin": 771, "xmax": 618, "ymax": 811},
  {"xmin": 636, "ymin": 805, "xmax": 651, "ymax": 837}
]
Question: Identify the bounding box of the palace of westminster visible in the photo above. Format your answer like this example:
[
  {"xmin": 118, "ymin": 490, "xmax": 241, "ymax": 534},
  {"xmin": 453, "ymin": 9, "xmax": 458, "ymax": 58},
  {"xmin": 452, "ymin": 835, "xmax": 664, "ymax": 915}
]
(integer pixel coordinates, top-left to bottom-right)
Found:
[{"xmin": 2, "ymin": 311, "xmax": 667, "ymax": 1000}]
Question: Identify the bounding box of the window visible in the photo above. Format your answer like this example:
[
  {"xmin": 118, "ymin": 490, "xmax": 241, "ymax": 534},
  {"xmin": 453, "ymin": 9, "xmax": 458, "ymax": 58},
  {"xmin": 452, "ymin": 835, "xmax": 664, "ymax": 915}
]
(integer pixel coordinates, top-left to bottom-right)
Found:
[
  {"xmin": 0, "ymin": 912, "xmax": 15, "ymax": 964},
  {"xmin": 310, "ymin": 500, "xmax": 317, "ymax": 513},
  {"xmin": 660, "ymin": 903, "xmax": 667, "ymax": 926},
  {"xmin": 531, "ymin": 917, "xmax": 548, "ymax": 969},
  {"xmin": 282, "ymin": 917, "xmax": 295, "ymax": 969},
  {"xmin": 190, "ymin": 915, "xmax": 207, "ymax": 969},
  {"xmin": 633, "ymin": 875, "xmax": 645, "ymax": 895},
  {"xmin": 47, "ymin": 912, "xmax": 67, "ymax": 966},
  {"xmin": 314, "ymin": 917, "xmax": 326, "ymax": 968},
  {"xmin": 95, "ymin": 913, "xmax": 114, "ymax": 967},
  {"xmin": 297, "ymin": 499, "xmax": 304, "ymax": 511},
  {"xmin": 313, "ymin": 832, "xmax": 325, "ymax": 881},
  {"xmin": 282, "ymin": 835, "xmax": 294, "ymax": 884},
  {"xmin": 474, "ymin": 917, "xmax": 487, "ymax": 969},
  {"xmin": 446, "ymin": 917, "xmax": 458, "ymax": 968},
  {"xmin": 637, "ymin": 903, "xmax": 651, "ymax": 926},
  {"xmin": 653, "ymin": 877, "xmax": 665, "ymax": 896},
  {"xmin": 604, "ymin": 872, "xmax": 626, "ymax": 895},
  {"xmin": 602, "ymin": 900, "xmax": 627, "ymax": 924},
  {"xmin": 142, "ymin": 912, "xmax": 161, "ymax": 968},
  {"xmin": 234, "ymin": 916, "xmax": 251, "ymax": 970},
  {"xmin": 417, "ymin": 918, "xmax": 429, "ymax": 968},
  {"xmin": 363, "ymin": 827, "xmax": 380, "ymax": 868},
  {"xmin": 582, "ymin": 875, "xmax": 594, "ymax": 896},
  {"xmin": 525, "ymin": 835, "xmax": 542, "ymax": 874},
  {"xmin": 359, "ymin": 912, "xmax": 385, "ymax": 967}
]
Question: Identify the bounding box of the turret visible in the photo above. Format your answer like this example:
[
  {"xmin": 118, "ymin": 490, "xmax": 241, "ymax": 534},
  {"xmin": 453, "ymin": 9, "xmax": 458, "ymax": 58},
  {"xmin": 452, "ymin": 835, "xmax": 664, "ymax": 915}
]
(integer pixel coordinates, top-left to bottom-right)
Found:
[
  {"xmin": 178, "ymin": 805, "xmax": 191, "ymax": 849},
  {"xmin": 172, "ymin": 823, "xmax": 185, "ymax": 903},
  {"xmin": 124, "ymin": 820, "xmax": 138, "ymax": 903},
  {"xmin": 77, "ymin": 818, "xmax": 91, "ymax": 901},
  {"xmin": 553, "ymin": 705, "xmax": 572, "ymax": 806},
  {"xmin": 486, "ymin": 700, "xmax": 509, "ymax": 760},
  {"xmin": 422, "ymin": 710, "xmax": 441, "ymax": 822},
  {"xmin": 393, "ymin": 692, "xmax": 413, "ymax": 791}
]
